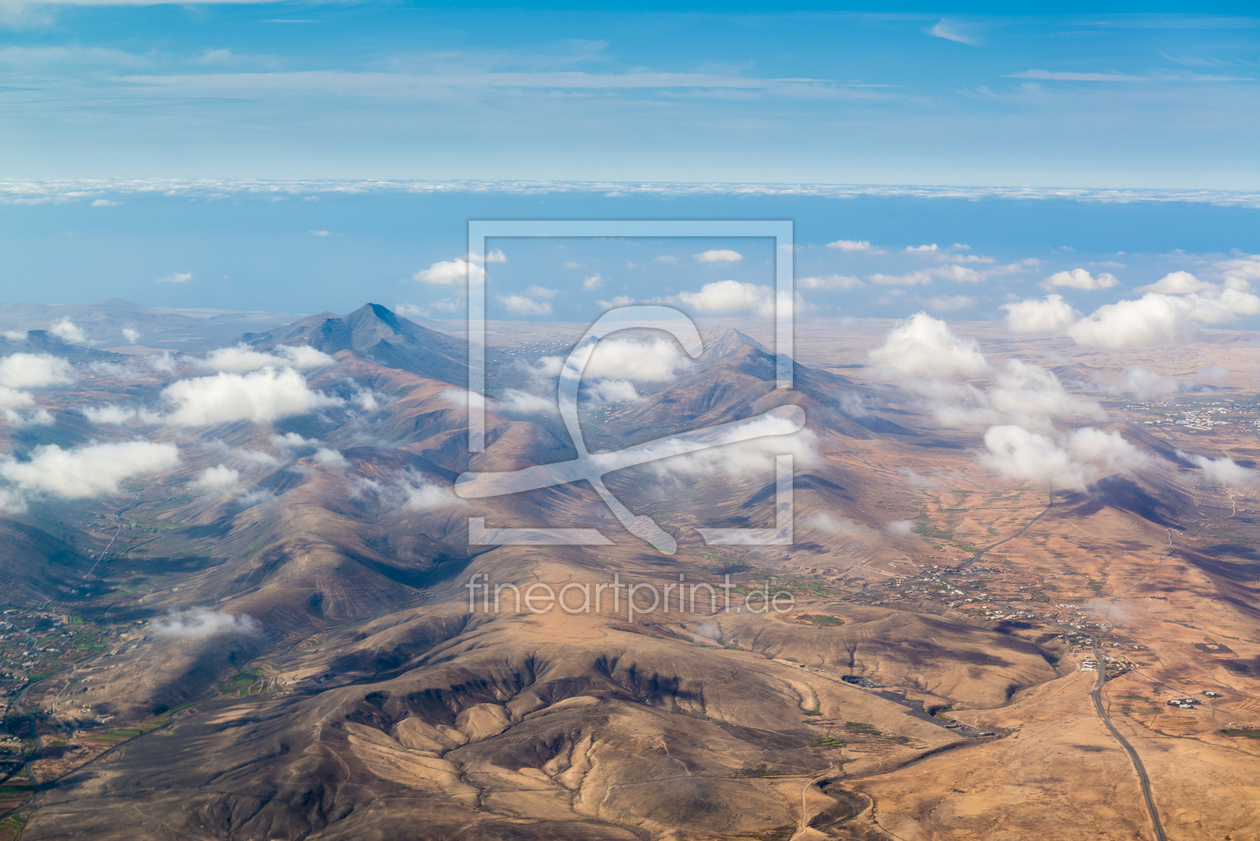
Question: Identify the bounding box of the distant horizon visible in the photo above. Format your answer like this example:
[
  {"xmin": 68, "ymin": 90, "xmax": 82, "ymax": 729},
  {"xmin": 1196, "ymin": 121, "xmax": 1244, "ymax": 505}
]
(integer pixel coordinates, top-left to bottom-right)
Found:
[{"xmin": 7, "ymin": 177, "xmax": 1260, "ymax": 206}]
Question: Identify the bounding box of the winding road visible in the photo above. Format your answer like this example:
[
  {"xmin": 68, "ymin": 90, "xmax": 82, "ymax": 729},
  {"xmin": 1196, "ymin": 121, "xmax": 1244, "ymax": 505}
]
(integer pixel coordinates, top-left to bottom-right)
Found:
[{"xmin": 1090, "ymin": 636, "xmax": 1167, "ymax": 841}]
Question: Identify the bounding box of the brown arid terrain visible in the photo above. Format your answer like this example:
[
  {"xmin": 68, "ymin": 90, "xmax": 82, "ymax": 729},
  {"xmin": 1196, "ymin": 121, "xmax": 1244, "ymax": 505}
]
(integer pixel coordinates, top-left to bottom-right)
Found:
[{"xmin": 1, "ymin": 301, "xmax": 1260, "ymax": 840}]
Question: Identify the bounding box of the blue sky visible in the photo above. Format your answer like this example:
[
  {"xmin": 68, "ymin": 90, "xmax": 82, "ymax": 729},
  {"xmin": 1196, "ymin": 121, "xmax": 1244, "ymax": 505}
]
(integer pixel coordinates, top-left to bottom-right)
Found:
[
  {"xmin": 3, "ymin": 4, "xmax": 1259, "ymax": 328},
  {"xmin": 3, "ymin": 4, "xmax": 1260, "ymax": 187},
  {"xmin": 2, "ymin": 182, "xmax": 1258, "ymax": 328}
]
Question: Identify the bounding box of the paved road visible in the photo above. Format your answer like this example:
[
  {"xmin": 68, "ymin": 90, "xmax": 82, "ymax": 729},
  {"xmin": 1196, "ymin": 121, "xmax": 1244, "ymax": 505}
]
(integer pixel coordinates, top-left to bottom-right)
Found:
[
  {"xmin": 960, "ymin": 485, "xmax": 1054, "ymax": 568},
  {"xmin": 1091, "ymin": 637, "xmax": 1168, "ymax": 841}
]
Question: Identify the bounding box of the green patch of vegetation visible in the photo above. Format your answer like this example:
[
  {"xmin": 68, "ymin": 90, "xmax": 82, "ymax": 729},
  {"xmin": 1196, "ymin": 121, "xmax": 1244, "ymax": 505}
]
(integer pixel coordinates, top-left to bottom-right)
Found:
[
  {"xmin": 1220, "ymin": 727, "xmax": 1260, "ymax": 739},
  {"xmin": 812, "ymin": 737, "xmax": 846, "ymax": 748},
  {"xmin": 96, "ymin": 728, "xmax": 143, "ymax": 741},
  {"xmin": 0, "ymin": 813, "xmax": 28, "ymax": 841},
  {"xmin": 802, "ymin": 707, "xmax": 822, "ymax": 716},
  {"xmin": 224, "ymin": 670, "xmax": 260, "ymax": 692},
  {"xmin": 703, "ymin": 553, "xmax": 751, "ymax": 576},
  {"xmin": 798, "ymin": 614, "xmax": 843, "ymax": 627},
  {"xmin": 736, "ymin": 766, "xmax": 785, "ymax": 778},
  {"xmin": 844, "ymin": 721, "xmax": 880, "ymax": 735},
  {"xmin": 914, "ymin": 520, "xmax": 953, "ymax": 540},
  {"xmin": 243, "ymin": 534, "xmax": 272, "ymax": 556}
]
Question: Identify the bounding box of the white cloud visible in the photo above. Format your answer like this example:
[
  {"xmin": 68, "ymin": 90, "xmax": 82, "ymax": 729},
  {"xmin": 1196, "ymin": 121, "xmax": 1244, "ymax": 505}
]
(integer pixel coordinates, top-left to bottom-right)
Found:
[
  {"xmin": 150, "ymin": 607, "xmax": 258, "ymax": 640},
  {"xmin": 1002, "ymin": 294, "xmax": 1078, "ymax": 334},
  {"xmin": 1042, "ymin": 268, "xmax": 1118, "ymax": 291},
  {"xmin": 225, "ymin": 447, "xmax": 282, "ymax": 468},
  {"xmin": 3, "ymin": 408, "xmax": 54, "ymax": 427},
  {"xmin": 199, "ymin": 343, "xmax": 335, "ymax": 372},
  {"xmin": 1066, "ymin": 427, "xmax": 1152, "ymax": 474},
  {"xmin": 413, "ymin": 257, "xmax": 479, "ymax": 285},
  {"xmin": 598, "ymin": 295, "xmax": 635, "ymax": 310},
  {"xmin": 868, "ymin": 313, "xmax": 989, "ymax": 379},
  {"xmin": 587, "ymin": 379, "xmax": 639, "ymax": 403},
  {"xmin": 989, "ymin": 359, "xmax": 1105, "ymax": 426},
  {"xmin": 87, "ymin": 361, "xmax": 135, "ymax": 377},
  {"xmin": 496, "ymin": 294, "xmax": 551, "ymax": 316},
  {"xmin": 238, "ymin": 489, "xmax": 275, "ymax": 506},
  {"xmin": 798, "ymin": 274, "xmax": 863, "ymax": 290},
  {"xmin": 905, "ymin": 243, "xmax": 939, "ymax": 253},
  {"xmin": 403, "ymin": 476, "xmax": 465, "ymax": 511},
  {"xmin": 1182, "ymin": 453, "xmax": 1255, "ymax": 486},
  {"xmin": 163, "ymin": 367, "xmax": 343, "ymax": 426},
  {"xmin": 526, "ymin": 285, "xmax": 558, "ymax": 300},
  {"xmin": 122, "ymin": 327, "xmax": 141, "ymax": 344},
  {"xmin": 395, "ymin": 303, "xmax": 429, "ymax": 319},
  {"xmin": 925, "ymin": 294, "xmax": 975, "ymax": 311},
  {"xmin": 498, "ymin": 388, "xmax": 556, "ymax": 416},
  {"xmin": 437, "ymin": 388, "xmax": 483, "ymax": 414},
  {"xmin": 146, "ymin": 352, "xmax": 176, "ymax": 373},
  {"xmin": 869, "ymin": 270, "xmax": 934, "ymax": 287},
  {"xmin": 270, "ymin": 431, "xmax": 318, "ymax": 451},
  {"xmin": 49, "ymin": 317, "xmax": 88, "ymax": 345},
  {"xmin": 351, "ymin": 387, "xmax": 379, "ymax": 412},
  {"xmin": 1137, "ymin": 271, "xmax": 1211, "ymax": 295},
  {"xmin": 928, "ymin": 19, "xmax": 980, "ymax": 45},
  {"xmin": 902, "ymin": 468, "xmax": 952, "ymax": 490},
  {"xmin": 1093, "ymin": 367, "xmax": 1184, "ymax": 400},
  {"xmin": 83, "ymin": 404, "xmax": 163, "ymax": 425},
  {"xmin": 1069, "ymin": 294, "xmax": 1193, "ymax": 347},
  {"xmin": 675, "ymin": 280, "xmax": 777, "ymax": 318},
  {"xmin": 583, "ymin": 337, "xmax": 692, "ymax": 383},
  {"xmin": 310, "ymin": 229, "xmax": 329, "ymax": 237},
  {"xmin": 694, "ymin": 249, "xmax": 743, "ymax": 264},
  {"xmin": 582, "ymin": 273, "xmax": 603, "ymax": 291},
  {"xmin": 980, "ymin": 425, "xmax": 1150, "ymax": 489},
  {"xmin": 886, "ymin": 519, "xmax": 915, "ymax": 536},
  {"xmin": 412, "ymin": 248, "xmax": 505, "ymax": 285},
  {"xmin": 1215, "ymin": 255, "xmax": 1260, "ymax": 285},
  {"xmin": 931, "ymin": 265, "xmax": 986, "ymax": 283},
  {"xmin": 647, "ymin": 414, "xmax": 816, "ymax": 480},
  {"xmin": 156, "ymin": 271, "xmax": 193, "ymax": 284},
  {"xmin": 2, "ymin": 330, "xmax": 26, "ymax": 342},
  {"xmin": 825, "ymin": 239, "xmax": 872, "ymax": 252},
  {"xmin": 805, "ymin": 512, "xmax": 872, "ymax": 536},
  {"xmin": 0, "ymin": 440, "xmax": 180, "ymax": 500},
  {"xmin": 0, "ymin": 353, "xmax": 74, "ymax": 390},
  {"xmin": 355, "ymin": 471, "xmax": 465, "ymax": 513},
  {"xmin": 909, "ymin": 357, "xmax": 1104, "ymax": 434},
  {"xmin": 1008, "ymin": 70, "xmax": 1148, "ymax": 82},
  {"xmin": 313, "ymin": 447, "xmax": 349, "ymax": 468},
  {"xmin": 869, "ymin": 261, "xmax": 1025, "ymax": 287},
  {"xmin": 1068, "ymin": 286, "xmax": 1260, "ymax": 347},
  {"xmin": 191, "ymin": 465, "xmax": 240, "ymax": 490},
  {"xmin": 90, "ymin": 199, "xmax": 120, "ymax": 207}
]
